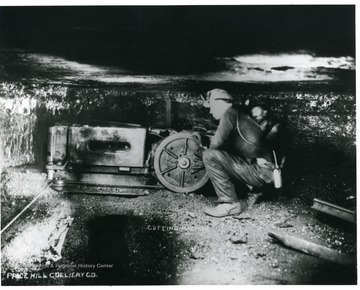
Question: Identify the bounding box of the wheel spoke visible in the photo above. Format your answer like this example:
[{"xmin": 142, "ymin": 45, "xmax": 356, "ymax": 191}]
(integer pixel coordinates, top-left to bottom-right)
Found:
[
  {"xmin": 191, "ymin": 168, "xmax": 204, "ymax": 175},
  {"xmin": 180, "ymin": 171, "xmax": 185, "ymax": 188},
  {"xmin": 184, "ymin": 138, "xmax": 188, "ymax": 155},
  {"xmin": 194, "ymin": 153, "xmax": 202, "ymax": 160},
  {"xmin": 163, "ymin": 148, "xmax": 178, "ymax": 159},
  {"xmin": 190, "ymin": 161, "xmax": 205, "ymax": 174},
  {"xmin": 161, "ymin": 165, "xmax": 178, "ymax": 175}
]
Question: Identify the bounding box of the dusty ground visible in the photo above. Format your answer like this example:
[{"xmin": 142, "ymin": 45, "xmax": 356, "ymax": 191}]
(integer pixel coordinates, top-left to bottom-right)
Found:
[{"xmin": 1, "ymin": 157, "xmax": 357, "ymax": 286}]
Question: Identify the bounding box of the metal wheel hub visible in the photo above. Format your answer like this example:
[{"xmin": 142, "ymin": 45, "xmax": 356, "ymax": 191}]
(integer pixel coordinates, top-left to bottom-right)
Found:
[{"xmin": 178, "ymin": 156, "xmax": 191, "ymax": 169}]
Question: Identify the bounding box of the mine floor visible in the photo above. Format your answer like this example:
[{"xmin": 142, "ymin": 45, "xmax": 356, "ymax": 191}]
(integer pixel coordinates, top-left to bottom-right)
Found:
[{"xmin": 0, "ymin": 162, "xmax": 357, "ymax": 285}]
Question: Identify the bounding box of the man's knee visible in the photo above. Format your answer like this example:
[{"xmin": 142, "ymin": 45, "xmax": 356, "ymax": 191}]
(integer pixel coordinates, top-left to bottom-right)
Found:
[{"xmin": 203, "ymin": 149, "xmax": 223, "ymax": 166}]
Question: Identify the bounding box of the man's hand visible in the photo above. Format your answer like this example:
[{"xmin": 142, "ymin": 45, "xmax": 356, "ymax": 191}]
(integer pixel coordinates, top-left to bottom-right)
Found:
[
  {"xmin": 256, "ymin": 158, "xmax": 274, "ymax": 169},
  {"xmin": 199, "ymin": 145, "xmax": 208, "ymax": 150}
]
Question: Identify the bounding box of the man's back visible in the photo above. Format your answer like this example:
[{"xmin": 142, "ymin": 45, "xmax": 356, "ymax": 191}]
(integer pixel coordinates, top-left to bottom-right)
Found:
[{"xmin": 210, "ymin": 107, "xmax": 273, "ymax": 163}]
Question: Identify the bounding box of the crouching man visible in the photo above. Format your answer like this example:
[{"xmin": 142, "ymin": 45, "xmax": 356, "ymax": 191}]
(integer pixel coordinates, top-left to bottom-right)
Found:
[{"xmin": 202, "ymin": 89, "xmax": 275, "ymax": 218}]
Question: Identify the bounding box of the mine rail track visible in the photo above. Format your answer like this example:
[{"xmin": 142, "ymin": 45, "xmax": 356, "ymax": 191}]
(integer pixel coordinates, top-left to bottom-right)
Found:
[{"xmin": 311, "ymin": 198, "xmax": 356, "ymax": 223}]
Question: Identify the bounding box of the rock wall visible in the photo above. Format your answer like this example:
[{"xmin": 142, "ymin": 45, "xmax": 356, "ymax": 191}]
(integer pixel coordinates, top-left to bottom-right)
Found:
[{"xmin": 0, "ymin": 81, "xmax": 355, "ymax": 169}]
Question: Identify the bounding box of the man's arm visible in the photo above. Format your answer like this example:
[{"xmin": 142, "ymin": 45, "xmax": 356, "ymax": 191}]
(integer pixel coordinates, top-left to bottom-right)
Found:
[
  {"xmin": 210, "ymin": 109, "xmax": 236, "ymax": 149},
  {"xmin": 267, "ymin": 123, "xmax": 280, "ymax": 141}
]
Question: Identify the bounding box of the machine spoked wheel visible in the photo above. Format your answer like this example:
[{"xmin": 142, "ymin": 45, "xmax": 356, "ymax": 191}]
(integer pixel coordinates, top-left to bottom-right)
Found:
[{"xmin": 153, "ymin": 132, "xmax": 209, "ymax": 193}]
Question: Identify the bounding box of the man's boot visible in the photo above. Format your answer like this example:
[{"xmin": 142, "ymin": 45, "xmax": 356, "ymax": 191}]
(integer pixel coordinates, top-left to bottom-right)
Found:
[
  {"xmin": 204, "ymin": 202, "xmax": 242, "ymax": 217},
  {"xmin": 247, "ymin": 192, "xmax": 263, "ymax": 208}
]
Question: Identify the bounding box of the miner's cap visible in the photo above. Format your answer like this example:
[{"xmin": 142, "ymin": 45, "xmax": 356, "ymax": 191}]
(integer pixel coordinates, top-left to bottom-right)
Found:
[{"xmin": 203, "ymin": 89, "xmax": 234, "ymax": 108}]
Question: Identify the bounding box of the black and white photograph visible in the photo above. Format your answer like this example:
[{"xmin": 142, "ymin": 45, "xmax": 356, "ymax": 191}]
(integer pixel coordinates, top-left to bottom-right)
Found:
[{"xmin": 0, "ymin": 3, "xmax": 357, "ymax": 286}]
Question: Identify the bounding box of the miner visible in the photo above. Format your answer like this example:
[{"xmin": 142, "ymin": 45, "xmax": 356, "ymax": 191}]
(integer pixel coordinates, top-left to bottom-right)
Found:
[{"xmin": 202, "ymin": 89, "xmax": 276, "ymax": 217}]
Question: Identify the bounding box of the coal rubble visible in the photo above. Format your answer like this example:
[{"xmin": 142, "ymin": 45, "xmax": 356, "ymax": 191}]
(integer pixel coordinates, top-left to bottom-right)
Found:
[{"xmin": 0, "ymin": 160, "xmax": 357, "ymax": 285}]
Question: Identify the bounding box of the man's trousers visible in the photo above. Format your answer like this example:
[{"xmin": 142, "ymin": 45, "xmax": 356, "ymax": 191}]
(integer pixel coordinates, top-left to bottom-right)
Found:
[{"xmin": 202, "ymin": 149, "xmax": 273, "ymax": 203}]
